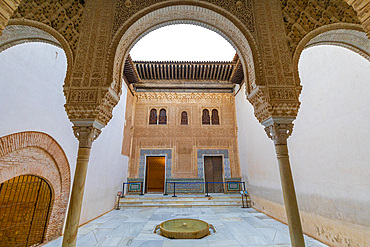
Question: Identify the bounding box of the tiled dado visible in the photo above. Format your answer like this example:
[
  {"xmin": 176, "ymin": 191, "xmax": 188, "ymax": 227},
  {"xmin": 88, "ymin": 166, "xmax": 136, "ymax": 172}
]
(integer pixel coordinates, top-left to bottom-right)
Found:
[
  {"xmin": 165, "ymin": 178, "xmax": 204, "ymax": 193},
  {"xmin": 126, "ymin": 178, "xmax": 144, "ymax": 194},
  {"xmin": 138, "ymin": 149, "xmax": 173, "ymax": 179},
  {"xmin": 197, "ymin": 149, "xmax": 231, "ymax": 179}
]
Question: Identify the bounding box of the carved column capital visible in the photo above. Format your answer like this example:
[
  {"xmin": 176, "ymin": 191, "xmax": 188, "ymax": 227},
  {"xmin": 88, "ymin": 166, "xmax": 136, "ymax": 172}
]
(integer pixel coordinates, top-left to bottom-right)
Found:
[
  {"xmin": 72, "ymin": 126, "xmax": 101, "ymax": 148},
  {"xmin": 262, "ymin": 117, "xmax": 294, "ymax": 145}
]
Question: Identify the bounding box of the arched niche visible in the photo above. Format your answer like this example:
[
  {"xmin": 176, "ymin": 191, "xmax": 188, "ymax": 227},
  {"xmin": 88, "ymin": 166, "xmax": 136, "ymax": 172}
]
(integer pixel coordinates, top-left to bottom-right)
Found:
[
  {"xmin": 107, "ymin": 3, "xmax": 261, "ymax": 98},
  {"xmin": 0, "ymin": 131, "xmax": 71, "ymax": 241}
]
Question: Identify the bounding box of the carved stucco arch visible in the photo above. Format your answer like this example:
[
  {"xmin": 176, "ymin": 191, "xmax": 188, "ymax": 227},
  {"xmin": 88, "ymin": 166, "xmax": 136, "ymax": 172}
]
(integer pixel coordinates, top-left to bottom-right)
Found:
[
  {"xmin": 0, "ymin": 19, "xmax": 73, "ymax": 85},
  {"xmin": 108, "ymin": 2, "xmax": 262, "ymax": 98},
  {"xmin": 293, "ymin": 23, "xmax": 370, "ymax": 84},
  {"xmin": 0, "ymin": 131, "xmax": 71, "ymax": 241}
]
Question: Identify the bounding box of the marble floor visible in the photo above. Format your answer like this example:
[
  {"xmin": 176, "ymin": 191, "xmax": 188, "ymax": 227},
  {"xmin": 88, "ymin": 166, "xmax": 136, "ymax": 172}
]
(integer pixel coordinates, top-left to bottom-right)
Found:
[{"xmin": 43, "ymin": 207, "xmax": 328, "ymax": 247}]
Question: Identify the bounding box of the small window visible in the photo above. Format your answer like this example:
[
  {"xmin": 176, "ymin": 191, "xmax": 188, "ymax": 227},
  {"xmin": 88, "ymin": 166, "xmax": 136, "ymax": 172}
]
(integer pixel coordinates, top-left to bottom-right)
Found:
[
  {"xmin": 181, "ymin": 111, "xmax": 188, "ymax": 125},
  {"xmin": 149, "ymin": 109, "xmax": 157, "ymax": 124},
  {"xmin": 202, "ymin": 109, "xmax": 210, "ymax": 125},
  {"xmin": 211, "ymin": 109, "xmax": 219, "ymax": 125},
  {"xmin": 159, "ymin": 109, "xmax": 167, "ymax": 124}
]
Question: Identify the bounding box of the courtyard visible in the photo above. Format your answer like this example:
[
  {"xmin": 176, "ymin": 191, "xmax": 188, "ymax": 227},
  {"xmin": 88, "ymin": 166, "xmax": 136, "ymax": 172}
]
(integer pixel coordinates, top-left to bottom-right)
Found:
[{"xmin": 44, "ymin": 207, "xmax": 328, "ymax": 247}]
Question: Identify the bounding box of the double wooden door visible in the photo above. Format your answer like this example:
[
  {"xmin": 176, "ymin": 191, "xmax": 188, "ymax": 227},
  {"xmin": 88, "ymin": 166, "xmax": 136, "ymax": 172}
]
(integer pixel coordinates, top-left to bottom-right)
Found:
[{"xmin": 204, "ymin": 156, "xmax": 224, "ymax": 193}]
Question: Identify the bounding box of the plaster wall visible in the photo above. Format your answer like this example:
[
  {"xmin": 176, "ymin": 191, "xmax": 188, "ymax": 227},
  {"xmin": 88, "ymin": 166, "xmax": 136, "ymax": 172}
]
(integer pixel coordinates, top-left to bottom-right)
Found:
[
  {"xmin": 0, "ymin": 43, "xmax": 128, "ymax": 226},
  {"xmin": 235, "ymin": 45, "xmax": 370, "ymax": 246}
]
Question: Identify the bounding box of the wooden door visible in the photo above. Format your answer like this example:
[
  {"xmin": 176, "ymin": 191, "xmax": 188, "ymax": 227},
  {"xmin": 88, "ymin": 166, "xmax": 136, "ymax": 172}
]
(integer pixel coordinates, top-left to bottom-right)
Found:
[
  {"xmin": 145, "ymin": 156, "xmax": 165, "ymax": 193},
  {"xmin": 204, "ymin": 156, "xmax": 224, "ymax": 193}
]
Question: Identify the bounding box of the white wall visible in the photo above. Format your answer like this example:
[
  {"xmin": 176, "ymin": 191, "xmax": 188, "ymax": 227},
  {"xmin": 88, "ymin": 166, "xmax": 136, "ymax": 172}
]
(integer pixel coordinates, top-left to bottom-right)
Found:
[
  {"xmin": 291, "ymin": 45, "xmax": 370, "ymax": 225},
  {"xmin": 0, "ymin": 43, "xmax": 129, "ymax": 225},
  {"xmin": 235, "ymin": 45, "xmax": 370, "ymax": 245},
  {"xmin": 235, "ymin": 85, "xmax": 280, "ymax": 200}
]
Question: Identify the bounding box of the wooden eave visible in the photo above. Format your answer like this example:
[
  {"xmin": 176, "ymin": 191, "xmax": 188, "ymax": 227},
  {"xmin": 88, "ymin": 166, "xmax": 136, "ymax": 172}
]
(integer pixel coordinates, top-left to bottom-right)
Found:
[{"xmin": 122, "ymin": 54, "xmax": 244, "ymax": 92}]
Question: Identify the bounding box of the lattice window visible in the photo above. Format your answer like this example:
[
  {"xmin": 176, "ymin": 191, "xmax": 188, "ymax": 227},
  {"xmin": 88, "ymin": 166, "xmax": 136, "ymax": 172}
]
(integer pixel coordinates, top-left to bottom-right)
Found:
[
  {"xmin": 211, "ymin": 109, "xmax": 219, "ymax": 125},
  {"xmin": 159, "ymin": 109, "xmax": 167, "ymax": 124},
  {"xmin": 202, "ymin": 109, "xmax": 210, "ymax": 125},
  {"xmin": 149, "ymin": 109, "xmax": 157, "ymax": 124},
  {"xmin": 0, "ymin": 175, "xmax": 52, "ymax": 247},
  {"xmin": 181, "ymin": 111, "xmax": 188, "ymax": 125}
]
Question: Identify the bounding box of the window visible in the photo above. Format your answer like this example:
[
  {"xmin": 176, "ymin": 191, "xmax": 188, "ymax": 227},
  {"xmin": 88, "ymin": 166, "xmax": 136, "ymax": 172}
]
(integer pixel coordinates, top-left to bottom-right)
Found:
[
  {"xmin": 211, "ymin": 109, "xmax": 219, "ymax": 125},
  {"xmin": 181, "ymin": 111, "xmax": 188, "ymax": 125},
  {"xmin": 149, "ymin": 109, "xmax": 157, "ymax": 124},
  {"xmin": 159, "ymin": 109, "xmax": 167, "ymax": 124},
  {"xmin": 202, "ymin": 109, "xmax": 210, "ymax": 125}
]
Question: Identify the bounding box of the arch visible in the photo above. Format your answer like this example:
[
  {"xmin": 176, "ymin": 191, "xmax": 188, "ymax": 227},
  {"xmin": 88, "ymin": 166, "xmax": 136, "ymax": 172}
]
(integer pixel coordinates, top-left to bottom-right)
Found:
[
  {"xmin": 159, "ymin": 108, "xmax": 167, "ymax": 125},
  {"xmin": 293, "ymin": 23, "xmax": 370, "ymax": 85},
  {"xmin": 202, "ymin": 109, "xmax": 210, "ymax": 125},
  {"xmin": 0, "ymin": 131, "xmax": 71, "ymax": 241},
  {"xmin": 149, "ymin": 108, "xmax": 157, "ymax": 124},
  {"xmin": 181, "ymin": 111, "xmax": 188, "ymax": 125},
  {"xmin": 108, "ymin": 2, "xmax": 261, "ymax": 97},
  {"xmin": 211, "ymin": 109, "xmax": 220, "ymax": 125},
  {"xmin": 0, "ymin": 19, "xmax": 73, "ymax": 86}
]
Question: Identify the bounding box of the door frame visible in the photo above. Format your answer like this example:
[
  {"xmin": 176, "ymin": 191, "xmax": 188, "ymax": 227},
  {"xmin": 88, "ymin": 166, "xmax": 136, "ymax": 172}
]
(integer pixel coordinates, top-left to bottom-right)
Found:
[
  {"xmin": 144, "ymin": 155, "xmax": 167, "ymax": 193},
  {"xmin": 202, "ymin": 155, "xmax": 225, "ymax": 192}
]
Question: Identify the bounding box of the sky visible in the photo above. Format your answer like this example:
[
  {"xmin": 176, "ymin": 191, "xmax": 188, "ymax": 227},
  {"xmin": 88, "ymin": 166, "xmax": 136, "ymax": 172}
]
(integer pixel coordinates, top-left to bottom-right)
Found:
[{"xmin": 129, "ymin": 24, "xmax": 236, "ymax": 62}]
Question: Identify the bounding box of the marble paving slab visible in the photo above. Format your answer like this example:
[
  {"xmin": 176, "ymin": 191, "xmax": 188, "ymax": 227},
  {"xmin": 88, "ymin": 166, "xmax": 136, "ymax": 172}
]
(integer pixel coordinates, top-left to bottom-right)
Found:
[{"xmin": 43, "ymin": 206, "xmax": 329, "ymax": 247}]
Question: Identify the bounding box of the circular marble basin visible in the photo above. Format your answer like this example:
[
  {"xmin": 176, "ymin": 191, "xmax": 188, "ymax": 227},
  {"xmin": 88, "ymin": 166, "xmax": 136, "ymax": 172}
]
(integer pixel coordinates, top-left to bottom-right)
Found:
[{"xmin": 159, "ymin": 218, "xmax": 210, "ymax": 239}]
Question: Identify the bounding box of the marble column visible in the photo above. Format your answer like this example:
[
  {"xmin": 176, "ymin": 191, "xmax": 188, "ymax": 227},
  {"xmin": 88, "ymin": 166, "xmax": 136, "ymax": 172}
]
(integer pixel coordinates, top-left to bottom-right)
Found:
[
  {"xmin": 62, "ymin": 126, "xmax": 101, "ymax": 247},
  {"xmin": 263, "ymin": 117, "xmax": 305, "ymax": 247}
]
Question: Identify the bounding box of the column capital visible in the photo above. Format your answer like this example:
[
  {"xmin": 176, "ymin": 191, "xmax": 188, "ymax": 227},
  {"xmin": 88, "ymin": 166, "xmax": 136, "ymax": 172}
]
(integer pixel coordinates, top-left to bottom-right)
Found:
[
  {"xmin": 72, "ymin": 123, "xmax": 102, "ymax": 148},
  {"xmin": 262, "ymin": 117, "xmax": 294, "ymax": 145}
]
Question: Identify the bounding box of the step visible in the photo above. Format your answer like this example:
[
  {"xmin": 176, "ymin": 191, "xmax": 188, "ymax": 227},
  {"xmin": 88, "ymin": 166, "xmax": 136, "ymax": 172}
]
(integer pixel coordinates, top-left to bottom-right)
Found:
[{"xmin": 117, "ymin": 194, "xmax": 246, "ymax": 208}]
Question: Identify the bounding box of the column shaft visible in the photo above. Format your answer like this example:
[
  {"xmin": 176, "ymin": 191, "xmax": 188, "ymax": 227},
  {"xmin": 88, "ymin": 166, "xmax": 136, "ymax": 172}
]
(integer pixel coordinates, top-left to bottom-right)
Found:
[
  {"xmin": 62, "ymin": 147, "xmax": 91, "ymax": 247},
  {"xmin": 275, "ymin": 144, "xmax": 305, "ymax": 247}
]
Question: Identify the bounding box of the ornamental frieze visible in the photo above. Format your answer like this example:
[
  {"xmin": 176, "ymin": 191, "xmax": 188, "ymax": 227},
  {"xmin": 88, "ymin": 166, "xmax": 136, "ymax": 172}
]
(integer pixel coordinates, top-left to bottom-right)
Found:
[
  {"xmin": 136, "ymin": 92, "xmax": 234, "ymax": 102},
  {"xmin": 280, "ymin": 0, "xmax": 360, "ymax": 55},
  {"xmin": 11, "ymin": 0, "xmax": 85, "ymax": 55},
  {"xmin": 113, "ymin": 0, "xmax": 255, "ymax": 39}
]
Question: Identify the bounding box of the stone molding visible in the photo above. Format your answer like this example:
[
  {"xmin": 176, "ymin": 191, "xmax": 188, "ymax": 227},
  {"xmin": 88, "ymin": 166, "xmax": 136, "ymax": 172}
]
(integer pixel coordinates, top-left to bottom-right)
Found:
[{"xmin": 0, "ymin": 131, "xmax": 71, "ymax": 241}]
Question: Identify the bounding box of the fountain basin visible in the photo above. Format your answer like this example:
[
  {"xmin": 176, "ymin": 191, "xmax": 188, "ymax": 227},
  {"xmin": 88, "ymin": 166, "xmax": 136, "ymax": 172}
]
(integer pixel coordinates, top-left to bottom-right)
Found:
[{"xmin": 158, "ymin": 218, "xmax": 210, "ymax": 239}]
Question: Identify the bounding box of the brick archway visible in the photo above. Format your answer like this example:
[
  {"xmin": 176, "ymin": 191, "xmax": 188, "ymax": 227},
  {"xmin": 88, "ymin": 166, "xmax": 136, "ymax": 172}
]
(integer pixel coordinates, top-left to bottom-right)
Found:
[{"xmin": 0, "ymin": 131, "xmax": 71, "ymax": 241}]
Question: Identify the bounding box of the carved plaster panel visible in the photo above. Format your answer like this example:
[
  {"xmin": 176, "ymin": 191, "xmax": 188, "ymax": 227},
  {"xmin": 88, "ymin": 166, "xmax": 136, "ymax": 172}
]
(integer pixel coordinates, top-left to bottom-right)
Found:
[
  {"xmin": 281, "ymin": 0, "xmax": 360, "ymax": 55},
  {"xmin": 0, "ymin": 0, "xmax": 21, "ymax": 35},
  {"xmin": 112, "ymin": 0, "xmax": 255, "ymax": 38},
  {"xmin": 11, "ymin": 0, "xmax": 85, "ymax": 55}
]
